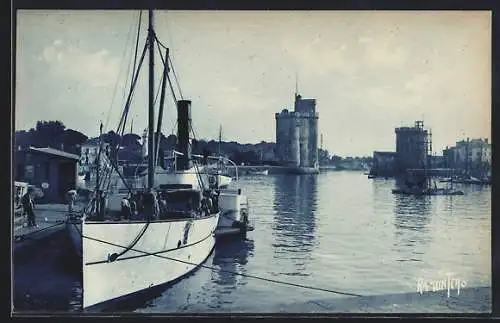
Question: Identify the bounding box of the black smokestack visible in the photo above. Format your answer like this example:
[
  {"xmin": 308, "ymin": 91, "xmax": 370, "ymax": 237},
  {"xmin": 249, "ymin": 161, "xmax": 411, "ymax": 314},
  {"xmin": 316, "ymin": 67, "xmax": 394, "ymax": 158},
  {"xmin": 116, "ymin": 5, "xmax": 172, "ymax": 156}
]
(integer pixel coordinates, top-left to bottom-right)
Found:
[{"xmin": 176, "ymin": 100, "xmax": 192, "ymax": 170}]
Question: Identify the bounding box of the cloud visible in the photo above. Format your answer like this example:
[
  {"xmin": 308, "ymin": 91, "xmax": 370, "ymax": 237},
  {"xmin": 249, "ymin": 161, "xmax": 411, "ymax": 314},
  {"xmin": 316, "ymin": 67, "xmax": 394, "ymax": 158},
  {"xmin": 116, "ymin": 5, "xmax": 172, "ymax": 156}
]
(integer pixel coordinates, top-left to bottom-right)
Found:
[{"xmin": 39, "ymin": 40, "xmax": 121, "ymax": 87}]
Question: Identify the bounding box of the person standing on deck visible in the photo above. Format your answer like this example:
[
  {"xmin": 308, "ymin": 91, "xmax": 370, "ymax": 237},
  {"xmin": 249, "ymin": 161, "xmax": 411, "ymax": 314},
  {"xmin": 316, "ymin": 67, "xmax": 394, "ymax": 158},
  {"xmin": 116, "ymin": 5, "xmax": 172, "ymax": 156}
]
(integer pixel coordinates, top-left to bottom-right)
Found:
[
  {"xmin": 142, "ymin": 190, "xmax": 158, "ymax": 220},
  {"xmin": 120, "ymin": 195, "xmax": 132, "ymax": 219},
  {"xmin": 22, "ymin": 187, "xmax": 37, "ymax": 227}
]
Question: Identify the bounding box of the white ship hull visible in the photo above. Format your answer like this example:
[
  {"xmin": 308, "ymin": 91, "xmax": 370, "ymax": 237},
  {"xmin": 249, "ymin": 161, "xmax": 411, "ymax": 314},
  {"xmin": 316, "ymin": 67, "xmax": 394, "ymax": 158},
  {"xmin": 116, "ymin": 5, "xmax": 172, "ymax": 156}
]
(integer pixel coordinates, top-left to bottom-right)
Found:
[{"xmin": 67, "ymin": 214, "xmax": 219, "ymax": 309}]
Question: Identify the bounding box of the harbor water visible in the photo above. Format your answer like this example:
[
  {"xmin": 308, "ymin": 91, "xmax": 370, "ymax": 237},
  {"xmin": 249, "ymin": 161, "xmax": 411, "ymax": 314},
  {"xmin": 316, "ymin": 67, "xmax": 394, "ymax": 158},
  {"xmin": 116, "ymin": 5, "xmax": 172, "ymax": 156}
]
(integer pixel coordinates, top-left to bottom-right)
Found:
[{"xmin": 12, "ymin": 171, "xmax": 491, "ymax": 313}]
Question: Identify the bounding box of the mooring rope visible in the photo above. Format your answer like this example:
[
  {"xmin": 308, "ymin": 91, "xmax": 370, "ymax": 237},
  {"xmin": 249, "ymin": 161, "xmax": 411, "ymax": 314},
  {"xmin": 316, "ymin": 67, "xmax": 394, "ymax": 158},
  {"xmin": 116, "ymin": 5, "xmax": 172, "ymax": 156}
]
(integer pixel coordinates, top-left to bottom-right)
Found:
[{"xmin": 75, "ymin": 229, "xmax": 363, "ymax": 298}]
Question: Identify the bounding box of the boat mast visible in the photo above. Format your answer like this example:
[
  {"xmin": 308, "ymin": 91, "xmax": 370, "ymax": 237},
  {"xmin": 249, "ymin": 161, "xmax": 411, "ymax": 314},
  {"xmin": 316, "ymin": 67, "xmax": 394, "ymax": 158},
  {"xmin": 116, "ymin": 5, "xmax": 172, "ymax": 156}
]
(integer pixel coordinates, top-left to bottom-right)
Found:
[
  {"xmin": 218, "ymin": 125, "xmax": 222, "ymax": 157},
  {"xmin": 147, "ymin": 9, "xmax": 155, "ymax": 189},
  {"xmin": 428, "ymin": 128, "xmax": 432, "ymax": 189}
]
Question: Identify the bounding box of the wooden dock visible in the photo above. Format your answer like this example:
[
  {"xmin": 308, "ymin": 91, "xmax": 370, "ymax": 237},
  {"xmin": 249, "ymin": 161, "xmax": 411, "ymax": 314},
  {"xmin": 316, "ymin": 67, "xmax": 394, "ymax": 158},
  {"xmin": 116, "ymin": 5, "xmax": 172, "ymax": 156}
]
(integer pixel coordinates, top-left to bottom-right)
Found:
[{"xmin": 13, "ymin": 204, "xmax": 81, "ymax": 254}]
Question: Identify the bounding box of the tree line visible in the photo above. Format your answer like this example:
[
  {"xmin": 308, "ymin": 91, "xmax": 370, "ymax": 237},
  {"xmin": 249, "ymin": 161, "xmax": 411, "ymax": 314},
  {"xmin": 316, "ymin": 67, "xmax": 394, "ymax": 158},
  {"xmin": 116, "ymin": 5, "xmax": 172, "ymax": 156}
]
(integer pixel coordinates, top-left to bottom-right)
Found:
[
  {"xmin": 15, "ymin": 120, "xmax": 278, "ymax": 166},
  {"xmin": 15, "ymin": 120, "xmax": 373, "ymax": 167}
]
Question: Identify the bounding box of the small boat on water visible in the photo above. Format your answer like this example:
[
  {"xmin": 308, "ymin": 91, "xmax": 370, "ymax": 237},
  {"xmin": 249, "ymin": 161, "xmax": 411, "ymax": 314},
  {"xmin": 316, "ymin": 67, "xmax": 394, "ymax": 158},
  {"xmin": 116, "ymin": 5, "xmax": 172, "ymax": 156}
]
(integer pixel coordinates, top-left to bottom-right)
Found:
[
  {"xmin": 452, "ymin": 176, "xmax": 488, "ymax": 185},
  {"xmin": 67, "ymin": 10, "xmax": 224, "ymax": 310},
  {"xmin": 392, "ymin": 169, "xmax": 464, "ymax": 196},
  {"xmin": 246, "ymin": 169, "xmax": 268, "ymax": 176},
  {"xmin": 392, "ymin": 187, "xmax": 464, "ymax": 196},
  {"xmin": 438, "ymin": 177, "xmax": 452, "ymax": 183}
]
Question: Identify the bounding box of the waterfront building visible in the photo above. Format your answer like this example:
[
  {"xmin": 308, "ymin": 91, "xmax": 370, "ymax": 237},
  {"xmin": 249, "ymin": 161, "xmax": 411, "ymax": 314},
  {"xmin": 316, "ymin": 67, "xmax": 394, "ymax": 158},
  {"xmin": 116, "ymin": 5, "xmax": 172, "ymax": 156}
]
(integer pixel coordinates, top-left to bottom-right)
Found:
[
  {"xmin": 443, "ymin": 138, "xmax": 491, "ymax": 177},
  {"xmin": 371, "ymin": 151, "xmax": 397, "ymax": 176},
  {"xmin": 14, "ymin": 147, "xmax": 79, "ymax": 203},
  {"xmin": 79, "ymin": 139, "xmax": 110, "ymax": 171},
  {"xmin": 275, "ymin": 92, "xmax": 319, "ymax": 171}
]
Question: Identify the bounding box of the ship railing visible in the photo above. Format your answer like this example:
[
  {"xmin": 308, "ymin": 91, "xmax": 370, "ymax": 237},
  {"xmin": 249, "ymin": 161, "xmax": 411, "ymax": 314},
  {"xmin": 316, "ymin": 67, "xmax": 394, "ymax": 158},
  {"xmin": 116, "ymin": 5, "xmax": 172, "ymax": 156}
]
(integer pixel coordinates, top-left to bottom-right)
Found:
[{"xmin": 168, "ymin": 150, "xmax": 239, "ymax": 181}]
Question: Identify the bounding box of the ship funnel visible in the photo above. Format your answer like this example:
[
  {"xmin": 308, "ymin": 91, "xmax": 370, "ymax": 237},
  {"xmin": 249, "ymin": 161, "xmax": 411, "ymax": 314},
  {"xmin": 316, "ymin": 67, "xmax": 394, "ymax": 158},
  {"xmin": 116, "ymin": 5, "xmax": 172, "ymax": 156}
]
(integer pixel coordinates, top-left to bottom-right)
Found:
[{"xmin": 176, "ymin": 100, "xmax": 193, "ymax": 170}]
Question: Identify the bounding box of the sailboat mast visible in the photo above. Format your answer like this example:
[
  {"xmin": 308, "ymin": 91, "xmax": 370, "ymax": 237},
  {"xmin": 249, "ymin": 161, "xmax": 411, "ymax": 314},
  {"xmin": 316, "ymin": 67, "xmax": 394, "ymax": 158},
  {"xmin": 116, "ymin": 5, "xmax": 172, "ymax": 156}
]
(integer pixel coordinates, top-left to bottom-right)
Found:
[
  {"xmin": 218, "ymin": 125, "xmax": 222, "ymax": 156},
  {"xmin": 147, "ymin": 9, "xmax": 155, "ymax": 189}
]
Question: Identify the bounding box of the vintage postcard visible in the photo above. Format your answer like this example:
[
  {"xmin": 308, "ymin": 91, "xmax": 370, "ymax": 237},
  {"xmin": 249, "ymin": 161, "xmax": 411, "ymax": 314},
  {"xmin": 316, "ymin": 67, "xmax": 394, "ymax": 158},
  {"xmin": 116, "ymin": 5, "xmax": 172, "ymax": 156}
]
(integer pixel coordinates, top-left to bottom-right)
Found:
[{"xmin": 12, "ymin": 9, "xmax": 491, "ymax": 314}]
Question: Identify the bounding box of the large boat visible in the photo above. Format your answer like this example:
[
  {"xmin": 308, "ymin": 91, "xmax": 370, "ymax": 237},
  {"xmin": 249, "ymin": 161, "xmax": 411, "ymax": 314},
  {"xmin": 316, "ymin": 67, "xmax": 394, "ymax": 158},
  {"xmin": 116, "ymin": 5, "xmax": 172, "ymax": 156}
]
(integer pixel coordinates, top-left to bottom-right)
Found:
[
  {"xmin": 67, "ymin": 10, "xmax": 221, "ymax": 310},
  {"xmin": 102, "ymin": 148, "xmax": 253, "ymax": 240},
  {"xmin": 146, "ymin": 152, "xmax": 254, "ymax": 239}
]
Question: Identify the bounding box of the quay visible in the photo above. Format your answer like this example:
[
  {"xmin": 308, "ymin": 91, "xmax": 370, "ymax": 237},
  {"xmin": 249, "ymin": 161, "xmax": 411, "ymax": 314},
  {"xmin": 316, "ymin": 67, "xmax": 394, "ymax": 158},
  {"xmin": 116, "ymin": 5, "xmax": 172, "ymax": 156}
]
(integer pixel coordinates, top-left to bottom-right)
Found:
[
  {"xmin": 267, "ymin": 287, "xmax": 491, "ymax": 313},
  {"xmin": 13, "ymin": 204, "xmax": 77, "ymax": 254},
  {"xmin": 181, "ymin": 287, "xmax": 490, "ymax": 313}
]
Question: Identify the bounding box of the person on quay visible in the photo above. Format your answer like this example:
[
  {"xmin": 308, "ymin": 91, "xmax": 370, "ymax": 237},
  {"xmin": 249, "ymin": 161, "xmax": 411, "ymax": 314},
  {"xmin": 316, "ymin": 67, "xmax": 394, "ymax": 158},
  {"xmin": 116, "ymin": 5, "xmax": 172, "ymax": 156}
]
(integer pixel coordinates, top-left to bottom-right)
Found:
[
  {"xmin": 67, "ymin": 189, "xmax": 77, "ymax": 216},
  {"xmin": 22, "ymin": 187, "xmax": 37, "ymax": 228}
]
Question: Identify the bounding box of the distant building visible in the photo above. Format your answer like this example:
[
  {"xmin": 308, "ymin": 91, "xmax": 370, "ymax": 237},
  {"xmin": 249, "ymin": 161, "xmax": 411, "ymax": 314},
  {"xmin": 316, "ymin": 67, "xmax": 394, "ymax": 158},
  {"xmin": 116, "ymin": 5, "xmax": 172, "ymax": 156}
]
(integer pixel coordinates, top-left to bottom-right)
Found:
[
  {"xmin": 394, "ymin": 120, "xmax": 429, "ymax": 174},
  {"xmin": 275, "ymin": 92, "xmax": 319, "ymax": 170},
  {"xmin": 371, "ymin": 151, "xmax": 397, "ymax": 176},
  {"xmin": 442, "ymin": 146, "xmax": 456, "ymax": 169},
  {"xmin": 14, "ymin": 147, "xmax": 79, "ymax": 203},
  {"xmin": 428, "ymin": 155, "xmax": 445, "ymax": 169},
  {"xmin": 79, "ymin": 139, "xmax": 110, "ymax": 174},
  {"xmin": 443, "ymin": 138, "xmax": 491, "ymax": 177}
]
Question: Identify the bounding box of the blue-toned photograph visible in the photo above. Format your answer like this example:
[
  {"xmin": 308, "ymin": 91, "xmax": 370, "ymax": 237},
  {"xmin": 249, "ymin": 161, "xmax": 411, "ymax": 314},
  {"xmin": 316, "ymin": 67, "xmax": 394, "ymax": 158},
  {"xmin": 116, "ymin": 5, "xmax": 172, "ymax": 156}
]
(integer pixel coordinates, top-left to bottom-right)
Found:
[{"xmin": 12, "ymin": 9, "xmax": 491, "ymax": 314}]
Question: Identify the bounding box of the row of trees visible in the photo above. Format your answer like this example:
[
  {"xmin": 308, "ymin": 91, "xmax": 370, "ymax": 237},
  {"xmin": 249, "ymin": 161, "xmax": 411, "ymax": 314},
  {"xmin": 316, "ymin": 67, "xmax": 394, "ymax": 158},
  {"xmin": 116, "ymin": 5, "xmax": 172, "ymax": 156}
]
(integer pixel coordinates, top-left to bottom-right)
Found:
[
  {"xmin": 15, "ymin": 120, "xmax": 278, "ymax": 165},
  {"xmin": 16, "ymin": 120, "xmax": 373, "ymax": 167},
  {"xmin": 15, "ymin": 121, "xmax": 88, "ymax": 155}
]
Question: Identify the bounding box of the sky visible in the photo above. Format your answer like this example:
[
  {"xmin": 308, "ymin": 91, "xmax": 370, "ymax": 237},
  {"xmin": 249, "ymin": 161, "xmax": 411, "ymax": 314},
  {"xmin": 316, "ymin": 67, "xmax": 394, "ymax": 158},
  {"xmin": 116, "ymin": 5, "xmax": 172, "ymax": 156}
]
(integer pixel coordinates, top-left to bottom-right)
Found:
[{"xmin": 15, "ymin": 10, "xmax": 491, "ymax": 157}]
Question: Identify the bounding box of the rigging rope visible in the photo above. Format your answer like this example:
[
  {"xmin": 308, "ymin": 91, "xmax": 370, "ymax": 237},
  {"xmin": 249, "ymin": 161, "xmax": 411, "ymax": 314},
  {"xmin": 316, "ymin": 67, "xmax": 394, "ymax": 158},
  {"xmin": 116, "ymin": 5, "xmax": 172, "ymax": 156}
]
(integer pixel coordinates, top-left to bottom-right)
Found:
[
  {"xmin": 155, "ymin": 37, "xmax": 183, "ymax": 101},
  {"xmin": 155, "ymin": 36, "xmax": 178, "ymax": 104},
  {"xmin": 77, "ymin": 230, "xmax": 363, "ymax": 298},
  {"xmin": 115, "ymin": 11, "xmax": 141, "ymax": 134},
  {"xmin": 189, "ymin": 123, "xmax": 206, "ymax": 192},
  {"xmin": 168, "ymin": 55, "xmax": 184, "ymax": 100},
  {"xmin": 131, "ymin": 11, "xmax": 142, "ymax": 90},
  {"xmin": 154, "ymin": 46, "xmax": 169, "ymax": 169},
  {"xmin": 103, "ymin": 11, "xmax": 136, "ymax": 135},
  {"xmin": 116, "ymin": 40, "xmax": 147, "ymax": 138}
]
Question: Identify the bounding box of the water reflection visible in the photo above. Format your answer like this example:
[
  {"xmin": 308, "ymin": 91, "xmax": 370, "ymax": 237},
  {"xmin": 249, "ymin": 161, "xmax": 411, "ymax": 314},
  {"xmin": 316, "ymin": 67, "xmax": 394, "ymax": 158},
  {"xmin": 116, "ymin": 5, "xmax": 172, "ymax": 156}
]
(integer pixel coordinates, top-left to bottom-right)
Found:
[
  {"xmin": 204, "ymin": 239, "xmax": 255, "ymax": 310},
  {"xmin": 371, "ymin": 177, "xmax": 395, "ymax": 212},
  {"xmin": 211, "ymin": 239, "xmax": 255, "ymax": 286},
  {"xmin": 271, "ymin": 174, "xmax": 318, "ymax": 276},
  {"xmin": 392, "ymin": 194, "xmax": 432, "ymax": 260}
]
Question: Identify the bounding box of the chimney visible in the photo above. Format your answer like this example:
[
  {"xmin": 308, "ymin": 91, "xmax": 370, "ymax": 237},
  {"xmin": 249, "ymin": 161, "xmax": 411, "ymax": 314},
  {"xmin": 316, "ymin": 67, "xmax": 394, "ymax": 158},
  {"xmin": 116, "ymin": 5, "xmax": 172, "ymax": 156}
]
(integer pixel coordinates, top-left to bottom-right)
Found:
[{"xmin": 176, "ymin": 100, "xmax": 193, "ymax": 171}]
